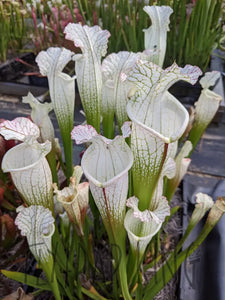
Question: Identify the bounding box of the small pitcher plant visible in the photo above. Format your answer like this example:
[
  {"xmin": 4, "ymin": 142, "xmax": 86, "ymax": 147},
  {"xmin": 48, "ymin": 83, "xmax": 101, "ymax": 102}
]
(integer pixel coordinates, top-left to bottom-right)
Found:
[{"xmin": 1, "ymin": 5, "xmax": 224, "ymax": 300}]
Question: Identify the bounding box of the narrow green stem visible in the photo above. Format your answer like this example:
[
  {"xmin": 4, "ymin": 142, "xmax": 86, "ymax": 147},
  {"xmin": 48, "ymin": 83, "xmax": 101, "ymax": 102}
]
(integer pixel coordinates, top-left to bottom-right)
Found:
[
  {"xmin": 104, "ymin": 221, "xmax": 132, "ymax": 299},
  {"xmin": 89, "ymin": 191, "xmax": 102, "ymax": 240},
  {"xmin": 128, "ymin": 169, "xmax": 133, "ymax": 198},
  {"xmin": 52, "ymin": 226, "xmax": 72, "ymax": 272},
  {"xmin": 149, "ymin": 143, "xmax": 168, "ymax": 210},
  {"xmin": 102, "ymin": 111, "xmax": 115, "ymax": 139},
  {"xmin": 188, "ymin": 123, "xmax": 205, "ymax": 157},
  {"xmin": 40, "ymin": 256, "xmax": 61, "ymax": 300},
  {"xmin": 61, "ymin": 129, "xmax": 73, "ymax": 181},
  {"xmin": 127, "ymin": 247, "xmax": 140, "ymax": 291},
  {"xmin": 78, "ymin": 228, "xmax": 96, "ymax": 272},
  {"xmin": 67, "ymin": 226, "xmax": 77, "ymax": 292},
  {"xmin": 112, "ymin": 267, "xmax": 119, "ymax": 300},
  {"xmin": 117, "ymin": 237, "xmax": 132, "ymax": 300},
  {"xmin": 55, "ymin": 263, "xmax": 75, "ymax": 300},
  {"xmin": 135, "ymin": 277, "xmax": 143, "ymax": 300},
  {"xmin": 74, "ymin": 238, "xmax": 84, "ymax": 299},
  {"xmin": 46, "ymin": 149, "xmax": 58, "ymax": 185},
  {"xmin": 102, "ymin": 189, "xmax": 132, "ymax": 300},
  {"xmin": 164, "ymin": 183, "xmax": 176, "ymax": 203}
]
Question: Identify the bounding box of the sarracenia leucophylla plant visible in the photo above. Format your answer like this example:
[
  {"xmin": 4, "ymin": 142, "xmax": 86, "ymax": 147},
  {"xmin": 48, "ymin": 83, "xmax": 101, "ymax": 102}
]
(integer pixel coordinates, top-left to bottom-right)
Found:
[{"xmin": 0, "ymin": 4, "xmax": 224, "ymax": 300}]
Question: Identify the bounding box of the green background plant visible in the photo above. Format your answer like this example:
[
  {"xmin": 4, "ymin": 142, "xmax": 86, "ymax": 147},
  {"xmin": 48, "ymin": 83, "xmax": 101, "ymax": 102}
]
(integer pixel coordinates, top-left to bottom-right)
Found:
[
  {"xmin": 75, "ymin": 0, "xmax": 224, "ymax": 70},
  {"xmin": 165, "ymin": 0, "xmax": 224, "ymax": 71},
  {"xmin": 1, "ymin": 0, "xmax": 224, "ymax": 70},
  {"xmin": 0, "ymin": 0, "xmax": 26, "ymax": 62}
]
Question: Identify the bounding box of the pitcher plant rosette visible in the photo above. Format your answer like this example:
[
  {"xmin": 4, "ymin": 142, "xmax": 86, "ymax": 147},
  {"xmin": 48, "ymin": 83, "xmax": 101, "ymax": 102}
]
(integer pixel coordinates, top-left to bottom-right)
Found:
[{"xmin": 1, "ymin": 4, "xmax": 225, "ymax": 300}]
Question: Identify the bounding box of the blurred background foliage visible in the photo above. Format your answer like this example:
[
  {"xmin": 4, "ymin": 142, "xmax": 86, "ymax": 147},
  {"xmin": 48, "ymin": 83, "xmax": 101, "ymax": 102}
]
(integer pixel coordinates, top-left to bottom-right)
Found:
[{"xmin": 0, "ymin": 0, "xmax": 224, "ymax": 70}]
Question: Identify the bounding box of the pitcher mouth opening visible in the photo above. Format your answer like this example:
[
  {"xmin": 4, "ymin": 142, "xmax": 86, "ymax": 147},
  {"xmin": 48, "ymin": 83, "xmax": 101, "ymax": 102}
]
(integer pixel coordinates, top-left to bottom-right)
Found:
[
  {"xmin": 2, "ymin": 143, "xmax": 46, "ymax": 173},
  {"xmin": 82, "ymin": 155, "xmax": 133, "ymax": 188},
  {"xmin": 127, "ymin": 92, "xmax": 189, "ymax": 143}
]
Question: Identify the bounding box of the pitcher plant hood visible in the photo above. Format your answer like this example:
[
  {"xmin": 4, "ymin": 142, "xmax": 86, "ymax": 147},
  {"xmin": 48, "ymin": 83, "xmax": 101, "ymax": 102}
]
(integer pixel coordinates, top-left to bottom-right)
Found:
[
  {"xmin": 15, "ymin": 205, "xmax": 55, "ymax": 262},
  {"xmin": 64, "ymin": 23, "xmax": 110, "ymax": 132},
  {"xmin": 0, "ymin": 118, "xmax": 53, "ymax": 209},
  {"xmin": 71, "ymin": 124, "xmax": 133, "ymax": 225}
]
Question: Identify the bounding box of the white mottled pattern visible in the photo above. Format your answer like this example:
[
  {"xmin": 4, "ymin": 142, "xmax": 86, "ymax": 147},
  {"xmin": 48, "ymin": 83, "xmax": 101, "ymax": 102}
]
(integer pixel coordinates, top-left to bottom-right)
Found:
[
  {"xmin": 79, "ymin": 129, "xmax": 133, "ymax": 225},
  {"xmin": 71, "ymin": 124, "xmax": 98, "ymax": 144},
  {"xmin": 81, "ymin": 134, "xmax": 133, "ymax": 187},
  {"xmin": 0, "ymin": 117, "xmax": 40, "ymax": 142},
  {"xmin": 15, "ymin": 205, "xmax": 55, "ymax": 263},
  {"xmin": 2, "ymin": 142, "xmax": 53, "ymax": 209},
  {"xmin": 90, "ymin": 173, "xmax": 128, "ymax": 225},
  {"xmin": 199, "ymin": 71, "xmax": 220, "ymax": 89},
  {"xmin": 102, "ymin": 51, "xmax": 140, "ymax": 129},
  {"xmin": 126, "ymin": 60, "xmax": 201, "ymax": 207},
  {"xmin": 127, "ymin": 61, "xmax": 201, "ymax": 141},
  {"xmin": 131, "ymin": 122, "xmax": 165, "ymax": 182},
  {"xmin": 121, "ymin": 121, "xmax": 132, "ymax": 138},
  {"xmin": 124, "ymin": 196, "xmax": 169, "ymax": 257},
  {"xmin": 36, "ymin": 47, "xmax": 75, "ymax": 138},
  {"xmin": 22, "ymin": 92, "xmax": 55, "ymax": 145},
  {"xmin": 191, "ymin": 193, "xmax": 214, "ymax": 223},
  {"xmin": 193, "ymin": 88, "xmax": 222, "ymax": 129},
  {"xmin": 143, "ymin": 5, "xmax": 173, "ymax": 66},
  {"xmin": 150, "ymin": 157, "xmax": 176, "ymax": 210},
  {"xmin": 64, "ymin": 24, "xmax": 110, "ymax": 129},
  {"xmin": 174, "ymin": 141, "xmax": 192, "ymax": 174},
  {"xmin": 53, "ymin": 166, "xmax": 89, "ymax": 235},
  {"xmin": 195, "ymin": 193, "xmax": 214, "ymax": 210}
]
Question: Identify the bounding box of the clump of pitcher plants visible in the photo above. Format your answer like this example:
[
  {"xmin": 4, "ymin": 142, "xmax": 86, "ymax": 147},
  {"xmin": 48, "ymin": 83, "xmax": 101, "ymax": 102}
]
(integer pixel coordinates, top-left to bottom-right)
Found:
[{"xmin": 0, "ymin": 5, "xmax": 224, "ymax": 300}]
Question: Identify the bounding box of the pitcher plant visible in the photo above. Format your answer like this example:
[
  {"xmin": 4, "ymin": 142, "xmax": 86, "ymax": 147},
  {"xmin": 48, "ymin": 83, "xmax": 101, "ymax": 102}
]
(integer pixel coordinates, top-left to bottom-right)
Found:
[{"xmin": 1, "ymin": 4, "xmax": 224, "ymax": 300}]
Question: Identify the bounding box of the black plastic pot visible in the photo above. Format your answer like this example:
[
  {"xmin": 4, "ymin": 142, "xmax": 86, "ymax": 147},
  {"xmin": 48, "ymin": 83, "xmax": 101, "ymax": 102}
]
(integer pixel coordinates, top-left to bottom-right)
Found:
[
  {"xmin": 28, "ymin": 74, "xmax": 48, "ymax": 87},
  {"xmin": 0, "ymin": 52, "xmax": 48, "ymax": 97},
  {"xmin": 169, "ymin": 80, "xmax": 202, "ymax": 106}
]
